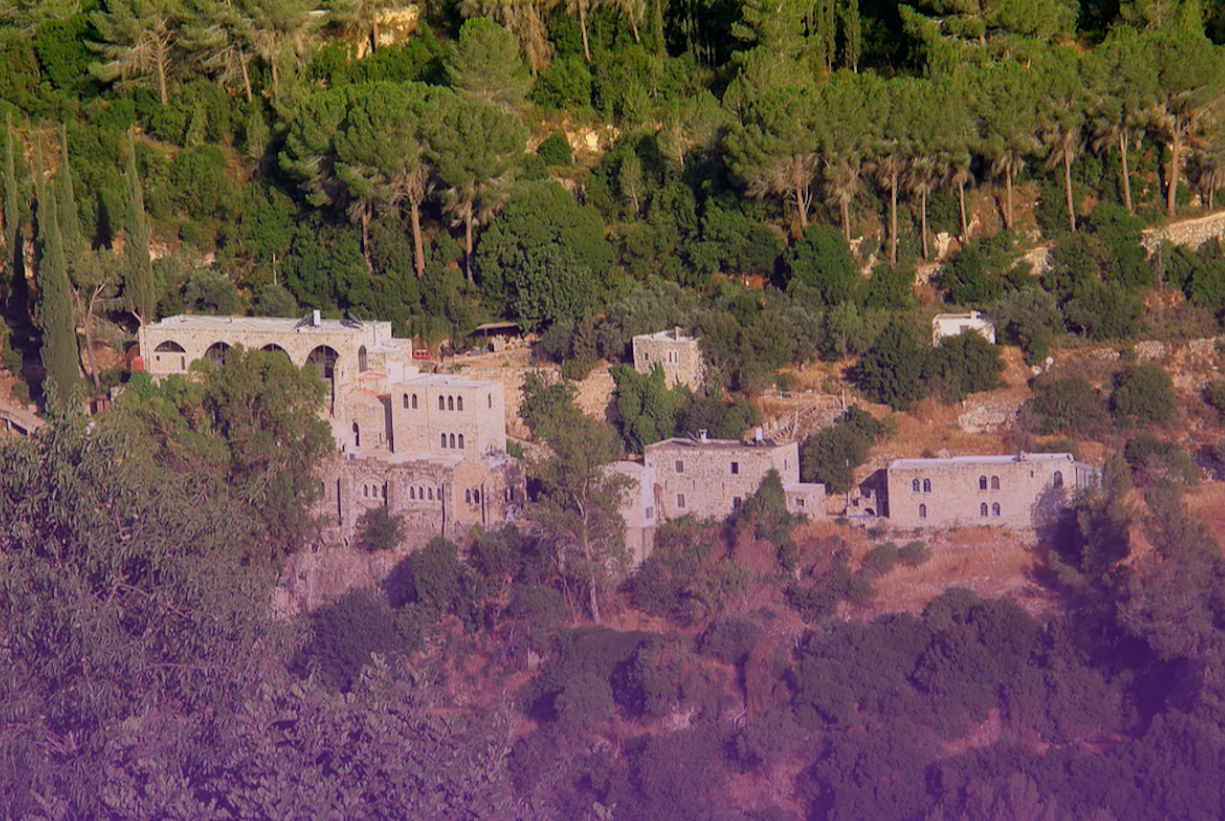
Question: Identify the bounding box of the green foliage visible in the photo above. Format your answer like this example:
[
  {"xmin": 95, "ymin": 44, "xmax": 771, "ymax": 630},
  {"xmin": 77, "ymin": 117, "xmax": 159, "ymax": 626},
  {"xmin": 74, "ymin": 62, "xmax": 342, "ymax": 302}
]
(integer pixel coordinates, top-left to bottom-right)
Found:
[
  {"xmin": 612, "ymin": 362, "xmax": 688, "ymax": 453},
  {"xmin": 1026, "ymin": 375, "xmax": 1110, "ymax": 436},
  {"xmin": 355, "ymin": 505, "xmax": 405, "ymax": 552},
  {"xmin": 536, "ymin": 132, "xmax": 573, "ymax": 166},
  {"xmin": 994, "ymin": 287, "xmax": 1063, "ymax": 364},
  {"xmin": 863, "ymin": 542, "xmax": 900, "ymax": 575},
  {"xmin": 519, "ymin": 371, "xmax": 581, "ymax": 436},
  {"xmin": 530, "ymin": 55, "xmax": 593, "ymax": 110},
  {"xmin": 899, "ymin": 540, "xmax": 931, "ymax": 566},
  {"xmin": 854, "ymin": 321, "xmax": 929, "ymax": 410},
  {"xmin": 1063, "ymin": 279, "xmax": 1144, "ymax": 340},
  {"xmin": 1124, "ymin": 434, "xmax": 1201, "ymax": 485},
  {"xmin": 699, "ymin": 615, "xmax": 765, "ymax": 665},
  {"xmin": 183, "ymin": 267, "xmax": 241, "ymax": 314},
  {"xmin": 676, "ymin": 388, "xmax": 762, "ymax": 440},
  {"xmin": 405, "ymin": 537, "xmax": 469, "ymax": 616},
  {"xmin": 785, "ymin": 549, "xmax": 874, "ymax": 623},
  {"xmin": 295, "ymin": 588, "xmax": 407, "ymax": 691},
  {"xmin": 927, "ymin": 331, "xmax": 1005, "ymax": 402},
  {"xmin": 1111, "ymin": 362, "xmax": 1176, "ymax": 425},
  {"xmin": 252, "ymin": 283, "xmax": 299, "ymax": 317},
  {"xmin": 694, "ymin": 204, "xmax": 784, "ymax": 276},
  {"xmin": 940, "ymin": 233, "xmax": 1026, "ymax": 306},
  {"xmin": 801, "ymin": 405, "xmax": 887, "ymax": 493},
  {"xmin": 509, "ymin": 244, "xmax": 599, "ymax": 331},
  {"xmin": 446, "ymin": 18, "xmax": 531, "ymax": 113},
  {"xmin": 786, "ymin": 222, "xmax": 861, "ymax": 305}
]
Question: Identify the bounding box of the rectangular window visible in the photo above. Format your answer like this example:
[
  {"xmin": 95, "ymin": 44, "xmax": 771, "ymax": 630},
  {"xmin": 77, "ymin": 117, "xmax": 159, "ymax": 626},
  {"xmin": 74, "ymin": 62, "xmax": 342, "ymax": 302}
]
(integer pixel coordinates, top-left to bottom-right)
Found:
[
  {"xmin": 675, "ymin": 460, "xmax": 684, "ymax": 474},
  {"xmin": 677, "ymin": 494, "xmax": 686, "ymax": 509},
  {"xmin": 730, "ymin": 461, "xmax": 739, "ymax": 475},
  {"xmin": 733, "ymin": 496, "xmax": 742, "ymax": 508},
  {"xmin": 645, "ymin": 506, "xmax": 654, "ymax": 520},
  {"xmin": 796, "ymin": 498, "xmax": 805, "ymax": 508}
]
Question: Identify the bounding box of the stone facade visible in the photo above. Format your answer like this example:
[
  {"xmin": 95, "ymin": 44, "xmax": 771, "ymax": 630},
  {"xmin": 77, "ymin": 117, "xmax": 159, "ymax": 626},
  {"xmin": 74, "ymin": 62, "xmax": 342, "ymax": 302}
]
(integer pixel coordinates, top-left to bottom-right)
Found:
[
  {"xmin": 643, "ymin": 436, "xmax": 824, "ymax": 522},
  {"xmin": 139, "ymin": 313, "xmax": 525, "ymax": 549},
  {"xmin": 633, "ymin": 329, "xmax": 705, "ymax": 390},
  {"xmin": 932, "ymin": 311, "xmax": 996, "ymax": 345},
  {"xmin": 886, "ymin": 453, "xmax": 1097, "ymax": 531}
]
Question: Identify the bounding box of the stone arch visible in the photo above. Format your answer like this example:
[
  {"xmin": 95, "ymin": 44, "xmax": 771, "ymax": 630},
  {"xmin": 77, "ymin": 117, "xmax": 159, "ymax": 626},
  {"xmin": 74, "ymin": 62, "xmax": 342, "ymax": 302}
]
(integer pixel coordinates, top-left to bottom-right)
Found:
[
  {"xmin": 990, "ymin": 475, "xmax": 1000, "ymax": 490},
  {"xmin": 261, "ymin": 343, "xmax": 290, "ymax": 361},
  {"xmin": 155, "ymin": 340, "xmax": 185, "ymax": 352},
  {"xmin": 307, "ymin": 345, "xmax": 338, "ymax": 380},
  {"xmin": 456, "ymin": 395, "xmax": 464, "ymax": 411},
  {"xmin": 1053, "ymin": 471, "xmax": 1064, "ymax": 488},
  {"xmin": 205, "ymin": 341, "xmax": 230, "ymax": 366},
  {"xmin": 992, "ymin": 502, "xmax": 1001, "ymax": 517},
  {"xmin": 154, "ymin": 340, "xmax": 187, "ymax": 371},
  {"xmin": 358, "ymin": 345, "xmax": 368, "ymax": 372}
]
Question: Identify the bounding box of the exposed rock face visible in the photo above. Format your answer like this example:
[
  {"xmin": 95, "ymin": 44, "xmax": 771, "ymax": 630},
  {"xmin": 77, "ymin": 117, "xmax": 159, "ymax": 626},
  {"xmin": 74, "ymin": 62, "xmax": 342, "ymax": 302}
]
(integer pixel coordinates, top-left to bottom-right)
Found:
[
  {"xmin": 1133, "ymin": 337, "xmax": 1221, "ymax": 391},
  {"xmin": 272, "ymin": 545, "xmax": 407, "ymax": 618}
]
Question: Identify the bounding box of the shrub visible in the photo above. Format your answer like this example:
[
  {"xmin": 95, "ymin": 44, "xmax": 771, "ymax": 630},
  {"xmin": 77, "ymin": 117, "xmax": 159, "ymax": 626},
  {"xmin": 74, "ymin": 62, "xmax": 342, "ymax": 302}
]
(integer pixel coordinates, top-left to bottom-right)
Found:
[
  {"xmin": 183, "ymin": 268, "xmax": 241, "ymax": 315},
  {"xmin": 801, "ymin": 406, "xmax": 887, "ymax": 493},
  {"xmin": 355, "ymin": 506, "xmax": 404, "ymax": 552},
  {"xmin": 294, "ymin": 588, "xmax": 405, "ymax": 691},
  {"xmin": 898, "ymin": 541, "xmax": 931, "ymax": 566},
  {"xmin": 1205, "ymin": 378, "xmax": 1225, "ymax": 423},
  {"xmin": 699, "ymin": 616, "xmax": 764, "ymax": 666},
  {"xmin": 853, "ymin": 322, "xmax": 929, "ymax": 410},
  {"xmin": 927, "ymin": 331, "xmax": 1004, "ymax": 402},
  {"xmin": 862, "ymin": 542, "xmax": 900, "ymax": 575},
  {"xmin": 1123, "ymin": 434, "xmax": 1200, "ymax": 485},
  {"xmin": 994, "ymin": 287, "xmax": 1062, "ymax": 365},
  {"xmin": 405, "ymin": 537, "xmax": 468, "ymax": 616},
  {"xmin": 536, "ymin": 132, "xmax": 573, "ymax": 166},
  {"xmin": 786, "ymin": 223, "xmax": 861, "ymax": 306},
  {"xmin": 252, "ymin": 284, "xmax": 299, "ymax": 317},
  {"xmin": 1111, "ymin": 363, "xmax": 1175, "ymax": 426},
  {"xmin": 1026, "ymin": 375, "xmax": 1109, "ymax": 437}
]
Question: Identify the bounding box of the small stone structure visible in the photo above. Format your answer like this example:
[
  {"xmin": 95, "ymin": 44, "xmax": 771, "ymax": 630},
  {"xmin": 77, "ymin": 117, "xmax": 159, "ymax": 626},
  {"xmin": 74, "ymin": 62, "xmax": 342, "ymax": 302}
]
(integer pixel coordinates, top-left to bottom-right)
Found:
[
  {"xmin": 633, "ymin": 328, "xmax": 705, "ymax": 390},
  {"xmin": 885, "ymin": 452, "xmax": 1097, "ymax": 531},
  {"xmin": 139, "ymin": 313, "xmax": 525, "ymax": 547},
  {"xmin": 932, "ymin": 311, "xmax": 996, "ymax": 346},
  {"xmin": 643, "ymin": 434, "xmax": 824, "ymax": 522}
]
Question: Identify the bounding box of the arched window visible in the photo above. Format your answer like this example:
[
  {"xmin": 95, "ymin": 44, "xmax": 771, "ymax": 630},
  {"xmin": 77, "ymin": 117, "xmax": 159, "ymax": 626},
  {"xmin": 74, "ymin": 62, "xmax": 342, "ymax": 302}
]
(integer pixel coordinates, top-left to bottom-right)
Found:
[
  {"xmin": 979, "ymin": 476, "xmax": 988, "ymax": 490},
  {"xmin": 465, "ymin": 489, "xmax": 471, "ymax": 503},
  {"xmin": 918, "ymin": 504, "xmax": 927, "ymax": 519},
  {"xmin": 363, "ymin": 485, "xmax": 369, "ymax": 498},
  {"xmin": 428, "ymin": 487, "xmax": 434, "ymax": 500},
  {"xmin": 306, "ymin": 345, "xmax": 338, "ymax": 380},
  {"xmin": 352, "ymin": 422, "xmax": 360, "ymax": 448},
  {"xmin": 912, "ymin": 479, "xmax": 920, "ymax": 492},
  {"xmin": 440, "ymin": 433, "xmax": 447, "ymax": 448},
  {"xmin": 473, "ymin": 489, "xmax": 480, "ymax": 503},
  {"xmin": 410, "ymin": 486, "xmax": 416, "ymax": 500},
  {"xmin": 418, "ymin": 486, "xmax": 424, "ymax": 500},
  {"xmin": 448, "ymin": 396, "xmax": 454, "ymax": 411},
  {"xmin": 992, "ymin": 502, "xmax": 1001, "ymax": 517},
  {"xmin": 1053, "ymin": 471, "xmax": 1064, "ymax": 488},
  {"xmin": 980, "ymin": 503, "xmax": 988, "ymax": 517},
  {"xmin": 456, "ymin": 396, "xmax": 464, "ymax": 411},
  {"xmin": 411, "ymin": 394, "xmax": 418, "ymax": 409},
  {"xmin": 922, "ymin": 479, "xmax": 931, "ymax": 493},
  {"xmin": 458, "ymin": 434, "xmax": 465, "ymax": 449},
  {"xmin": 990, "ymin": 476, "xmax": 1000, "ymax": 490},
  {"xmin": 205, "ymin": 341, "xmax": 231, "ymax": 367},
  {"xmin": 439, "ymin": 396, "xmax": 446, "ymax": 410},
  {"xmin": 402, "ymin": 394, "xmax": 409, "ymax": 409},
  {"xmin": 488, "ymin": 393, "xmax": 492, "ymax": 408},
  {"xmin": 381, "ymin": 484, "xmax": 387, "ymax": 500},
  {"xmin": 358, "ymin": 345, "xmax": 368, "ymax": 372},
  {"xmin": 449, "ymin": 433, "xmax": 456, "ymax": 448}
]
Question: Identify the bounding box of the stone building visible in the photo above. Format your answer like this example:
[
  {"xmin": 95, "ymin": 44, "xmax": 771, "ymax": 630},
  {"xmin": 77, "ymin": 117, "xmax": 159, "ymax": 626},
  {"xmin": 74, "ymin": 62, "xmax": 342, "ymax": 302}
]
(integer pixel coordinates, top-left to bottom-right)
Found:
[
  {"xmin": 643, "ymin": 435, "xmax": 825, "ymax": 522},
  {"xmin": 138, "ymin": 313, "xmax": 525, "ymax": 547},
  {"xmin": 932, "ymin": 311, "xmax": 996, "ymax": 345},
  {"xmin": 885, "ymin": 452, "xmax": 1097, "ymax": 530},
  {"xmin": 632, "ymin": 328, "xmax": 705, "ymax": 390}
]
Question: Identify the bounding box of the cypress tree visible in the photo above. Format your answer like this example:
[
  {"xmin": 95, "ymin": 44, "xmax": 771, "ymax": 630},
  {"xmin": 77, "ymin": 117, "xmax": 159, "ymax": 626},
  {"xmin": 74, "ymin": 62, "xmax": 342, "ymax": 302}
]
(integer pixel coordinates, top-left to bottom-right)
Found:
[
  {"xmin": 123, "ymin": 130, "xmax": 153, "ymax": 324},
  {"xmin": 34, "ymin": 144, "xmax": 79, "ymax": 410},
  {"xmin": 3, "ymin": 116, "xmax": 18, "ymax": 283},
  {"xmin": 57, "ymin": 124, "xmax": 83, "ymax": 255}
]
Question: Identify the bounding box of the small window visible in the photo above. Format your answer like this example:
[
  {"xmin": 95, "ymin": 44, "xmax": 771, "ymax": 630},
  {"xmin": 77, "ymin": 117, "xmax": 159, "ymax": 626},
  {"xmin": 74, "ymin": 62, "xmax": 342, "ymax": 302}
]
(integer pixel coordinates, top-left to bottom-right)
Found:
[
  {"xmin": 922, "ymin": 479, "xmax": 931, "ymax": 493},
  {"xmin": 992, "ymin": 502, "xmax": 1001, "ymax": 517},
  {"xmin": 449, "ymin": 433, "xmax": 456, "ymax": 449},
  {"xmin": 353, "ymin": 422, "xmax": 360, "ymax": 449},
  {"xmin": 465, "ymin": 489, "xmax": 471, "ymax": 503},
  {"xmin": 990, "ymin": 476, "xmax": 1000, "ymax": 490},
  {"xmin": 411, "ymin": 394, "xmax": 418, "ymax": 409},
  {"xmin": 733, "ymin": 496, "xmax": 742, "ymax": 508},
  {"xmin": 730, "ymin": 461, "xmax": 739, "ymax": 475},
  {"xmin": 457, "ymin": 395, "xmax": 463, "ymax": 412},
  {"xmin": 438, "ymin": 396, "xmax": 445, "ymax": 411},
  {"xmin": 358, "ymin": 345, "xmax": 368, "ymax": 372},
  {"xmin": 912, "ymin": 479, "xmax": 920, "ymax": 492},
  {"xmin": 428, "ymin": 487, "xmax": 434, "ymax": 500},
  {"xmin": 458, "ymin": 434, "xmax": 465, "ymax": 449},
  {"xmin": 448, "ymin": 396, "xmax": 454, "ymax": 411},
  {"xmin": 645, "ymin": 506, "xmax": 654, "ymax": 519},
  {"xmin": 363, "ymin": 485, "xmax": 369, "ymax": 498},
  {"xmin": 677, "ymin": 494, "xmax": 686, "ymax": 509},
  {"xmin": 979, "ymin": 475, "xmax": 988, "ymax": 490},
  {"xmin": 796, "ymin": 498, "xmax": 805, "ymax": 508},
  {"xmin": 488, "ymin": 393, "xmax": 492, "ymax": 409},
  {"xmin": 675, "ymin": 460, "xmax": 684, "ymax": 474},
  {"xmin": 381, "ymin": 484, "xmax": 387, "ymax": 500},
  {"xmin": 402, "ymin": 394, "xmax": 409, "ymax": 409},
  {"xmin": 440, "ymin": 433, "xmax": 447, "ymax": 448},
  {"xmin": 1053, "ymin": 470, "xmax": 1064, "ymax": 488},
  {"xmin": 980, "ymin": 503, "xmax": 988, "ymax": 517},
  {"xmin": 410, "ymin": 486, "xmax": 416, "ymax": 500},
  {"xmin": 473, "ymin": 489, "xmax": 480, "ymax": 503},
  {"xmin": 919, "ymin": 504, "xmax": 927, "ymax": 519}
]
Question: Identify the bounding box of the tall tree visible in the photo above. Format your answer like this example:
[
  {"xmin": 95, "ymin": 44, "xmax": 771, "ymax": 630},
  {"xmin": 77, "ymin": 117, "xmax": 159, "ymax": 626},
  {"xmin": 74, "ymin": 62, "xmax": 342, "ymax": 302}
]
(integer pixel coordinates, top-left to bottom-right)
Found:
[
  {"xmin": 2, "ymin": 117, "xmax": 19, "ymax": 286},
  {"xmin": 1038, "ymin": 49, "xmax": 1090, "ymax": 234},
  {"xmin": 428, "ymin": 94, "xmax": 525, "ymax": 282},
  {"xmin": 527, "ymin": 397, "xmax": 630, "ymax": 625},
  {"xmin": 1084, "ymin": 27, "xmax": 1159, "ymax": 214},
  {"xmin": 725, "ymin": 84, "xmax": 822, "ymax": 231},
  {"xmin": 90, "ymin": 0, "xmax": 184, "ymax": 105},
  {"xmin": 34, "ymin": 146, "xmax": 79, "ymax": 409},
  {"xmin": 1150, "ymin": 32, "xmax": 1225, "ymax": 217},
  {"xmin": 975, "ymin": 61, "xmax": 1042, "ymax": 231},
  {"xmin": 446, "ymin": 18, "xmax": 532, "ymax": 114},
  {"xmin": 459, "ymin": 0, "xmax": 554, "ymax": 75},
  {"xmin": 244, "ymin": 0, "xmax": 320, "ymax": 105},
  {"xmin": 123, "ymin": 131, "xmax": 154, "ymax": 325},
  {"xmin": 326, "ymin": 0, "xmax": 412, "ymax": 57},
  {"xmin": 819, "ymin": 71, "xmax": 875, "ymax": 240},
  {"xmin": 872, "ymin": 76, "xmax": 919, "ymax": 265}
]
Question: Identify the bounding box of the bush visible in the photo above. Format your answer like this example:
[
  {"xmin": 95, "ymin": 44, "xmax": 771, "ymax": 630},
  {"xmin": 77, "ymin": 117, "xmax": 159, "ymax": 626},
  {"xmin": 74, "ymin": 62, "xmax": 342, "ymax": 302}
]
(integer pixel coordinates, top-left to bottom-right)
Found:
[
  {"xmin": 898, "ymin": 541, "xmax": 931, "ymax": 566},
  {"xmin": 355, "ymin": 505, "xmax": 404, "ymax": 552},
  {"xmin": 405, "ymin": 537, "xmax": 468, "ymax": 617},
  {"xmin": 530, "ymin": 55, "xmax": 592, "ymax": 110},
  {"xmin": 294, "ymin": 588, "xmax": 405, "ymax": 691},
  {"xmin": 1111, "ymin": 363, "xmax": 1175, "ymax": 426},
  {"xmin": 927, "ymin": 331, "xmax": 1004, "ymax": 402},
  {"xmin": 252, "ymin": 284, "xmax": 299, "ymax": 317},
  {"xmin": 1063, "ymin": 280, "xmax": 1143, "ymax": 341},
  {"xmin": 862, "ymin": 542, "xmax": 900, "ymax": 575},
  {"xmin": 801, "ymin": 406, "xmax": 886, "ymax": 493},
  {"xmin": 786, "ymin": 223, "xmax": 861, "ymax": 306},
  {"xmin": 1205, "ymin": 378, "xmax": 1225, "ymax": 423},
  {"xmin": 183, "ymin": 268, "xmax": 241, "ymax": 315},
  {"xmin": 536, "ymin": 132, "xmax": 573, "ymax": 166},
  {"xmin": 1026, "ymin": 375, "xmax": 1109, "ymax": 436},
  {"xmin": 854, "ymin": 322, "xmax": 929, "ymax": 410},
  {"xmin": 1123, "ymin": 434, "xmax": 1200, "ymax": 485}
]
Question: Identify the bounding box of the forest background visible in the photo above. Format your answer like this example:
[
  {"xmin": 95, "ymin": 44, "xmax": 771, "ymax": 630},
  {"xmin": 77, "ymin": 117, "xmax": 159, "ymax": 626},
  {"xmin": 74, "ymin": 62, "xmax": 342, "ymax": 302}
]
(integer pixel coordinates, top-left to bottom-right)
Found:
[{"xmin": 4, "ymin": 0, "xmax": 1225, "ymax": 818}]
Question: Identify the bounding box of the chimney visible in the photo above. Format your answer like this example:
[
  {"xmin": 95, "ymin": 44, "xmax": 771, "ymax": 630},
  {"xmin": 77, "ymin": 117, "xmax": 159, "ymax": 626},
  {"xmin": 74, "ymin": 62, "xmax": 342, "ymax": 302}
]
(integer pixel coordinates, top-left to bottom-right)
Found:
[
  {"xmin": 312, "ymin": 309, "xmax": 322, "ymax": 327},
  {"xmin": 698, "ymin": 429, "xmax": 708, "ymax": 443},
  {"xmin": 674, "ymin": 326, "xmax": 681, "ymax": 339}
]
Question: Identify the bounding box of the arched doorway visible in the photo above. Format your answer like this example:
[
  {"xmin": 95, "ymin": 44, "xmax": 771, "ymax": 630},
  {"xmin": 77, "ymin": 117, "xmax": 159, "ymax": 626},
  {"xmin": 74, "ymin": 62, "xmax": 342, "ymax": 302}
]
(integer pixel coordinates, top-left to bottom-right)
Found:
[
  {"xmin": 204, "ymin": 341, "xmax": 230, "ymax": 366},
  {"xmin": 153, "ymin": 340, "xmax": 186, "ymax": 371},
  {"xmin": 306, "ymin": 345, "xmax": 339, "ymax": 380}
]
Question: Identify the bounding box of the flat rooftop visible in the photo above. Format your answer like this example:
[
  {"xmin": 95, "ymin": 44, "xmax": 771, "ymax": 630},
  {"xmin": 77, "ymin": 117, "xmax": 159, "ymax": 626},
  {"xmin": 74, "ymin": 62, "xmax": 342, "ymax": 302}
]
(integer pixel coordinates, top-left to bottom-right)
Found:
[
  {"xmin": 890, "ymin": 453, "xmax": 1079, "ymax": 469},
  {"xmin": 646, "ymin": 437, "xmax": 785, "ymax": 451},
  {"xmin": 396, "ymin": 373, "xmax": 499, "ymax": 389},
  {"xmin": 146, "ymin": 315, "xmax": 387, "ymax": 335}
]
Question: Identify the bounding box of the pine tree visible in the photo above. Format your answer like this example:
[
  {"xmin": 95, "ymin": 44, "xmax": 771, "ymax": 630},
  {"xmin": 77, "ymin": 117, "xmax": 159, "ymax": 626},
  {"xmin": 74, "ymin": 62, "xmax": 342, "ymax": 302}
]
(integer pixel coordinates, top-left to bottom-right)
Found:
[
  {"xmin": 123, "ymin": 131, "xmax": 153, "ymax": 324},
  {"xmin": 3, "ymin": 117, "xmax": 19, "ymax": 284},
  {"xmin": 34, "ymin": 146, "xmax": 80, "ymax": 411}
]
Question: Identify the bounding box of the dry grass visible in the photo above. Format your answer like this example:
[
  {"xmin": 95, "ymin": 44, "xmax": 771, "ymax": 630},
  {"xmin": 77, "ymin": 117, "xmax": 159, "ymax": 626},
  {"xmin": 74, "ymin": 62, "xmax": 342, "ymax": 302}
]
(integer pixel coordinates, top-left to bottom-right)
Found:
[{"xmin": 879, "ymin": 396, "xmax": 1011, "ymax": 459}]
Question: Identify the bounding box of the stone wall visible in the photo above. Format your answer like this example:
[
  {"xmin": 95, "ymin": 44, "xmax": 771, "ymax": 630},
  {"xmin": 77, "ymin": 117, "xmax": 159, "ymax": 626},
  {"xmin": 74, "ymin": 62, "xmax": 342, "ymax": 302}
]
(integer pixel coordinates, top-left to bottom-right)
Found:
[
  {"xmin": 633, "ymin": 330, "xmax": 705, "ymax": 390},
  {"xmin": 1142, "ymin": 211, "xmax": 1225, "ymax": 254},
  {"xmin": 389, "ymin": 375, "xmax": 507, "ymax": 457}
]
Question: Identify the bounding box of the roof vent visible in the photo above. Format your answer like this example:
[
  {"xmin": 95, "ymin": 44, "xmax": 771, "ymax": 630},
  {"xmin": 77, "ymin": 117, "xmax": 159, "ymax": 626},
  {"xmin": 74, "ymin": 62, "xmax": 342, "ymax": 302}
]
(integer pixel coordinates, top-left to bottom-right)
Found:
[{"xmin": 312, "ymin": 309, "xmax": 321, "ymax": 327}]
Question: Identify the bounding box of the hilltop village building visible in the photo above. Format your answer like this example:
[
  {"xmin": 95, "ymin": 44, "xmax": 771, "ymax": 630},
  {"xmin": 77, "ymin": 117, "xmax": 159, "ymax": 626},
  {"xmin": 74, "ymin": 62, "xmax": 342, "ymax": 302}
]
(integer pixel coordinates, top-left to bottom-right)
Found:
[
  {"xmin": 643, "ymin": 434, "xmax": 825, "ymax": 523},
  {"xmin": 885, "ymin": 453, "xmax": 1097, "ymax": 530},
  {"xmin": 932, "ymin": 311, "xmax": 996, "ymax": 345},
  {"xmin": 138, "ymin": 314, "xmax": 525, "ymax": 545},
  {"xmin": 632, "ymin": 328, "xmax": 705, "ymax": 390}
]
